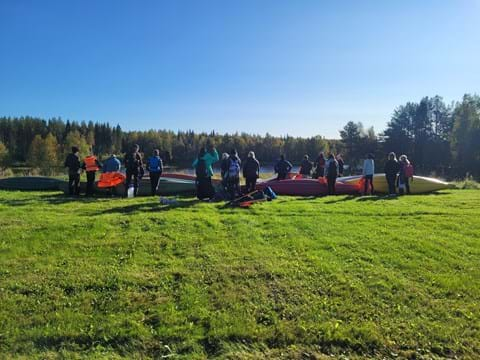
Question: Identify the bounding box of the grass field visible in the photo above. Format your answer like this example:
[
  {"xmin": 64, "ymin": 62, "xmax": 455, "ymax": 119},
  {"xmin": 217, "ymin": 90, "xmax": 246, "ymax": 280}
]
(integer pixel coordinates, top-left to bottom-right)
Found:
[{"xmin": 0, "ymin": 190, "xmax": 479, "ymax": 359}]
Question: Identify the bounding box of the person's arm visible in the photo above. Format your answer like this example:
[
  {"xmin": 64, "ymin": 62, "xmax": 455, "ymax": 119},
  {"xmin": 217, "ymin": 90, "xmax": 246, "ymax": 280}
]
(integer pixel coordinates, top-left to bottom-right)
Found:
[
  {"xmin": 372, "ymin": 160, "xmax": 375, "ymax": 174},
  {"xmin": 362, "ymin": 160, "xmax": 367, "ymax": 176},
  {"xmin": 192, "ymin": 159, "xmax": 198, "ymax": 168},
  {"xmin": 287, "ymin": 161, "xmax": 293, "ymax": 172},
  {"xmin": 256, "ymin": 160, "xmax": 260, "ymax": 177},
  {"xmin": 159, "ymin": 158, "xmax": 163, "ymax": 174}
]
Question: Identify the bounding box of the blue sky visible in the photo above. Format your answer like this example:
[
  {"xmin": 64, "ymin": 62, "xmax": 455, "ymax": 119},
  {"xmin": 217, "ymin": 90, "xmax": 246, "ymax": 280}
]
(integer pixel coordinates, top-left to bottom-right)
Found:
[{"xmin": 0, "ymin": 0, "xmax": 479, "ymax": 138}]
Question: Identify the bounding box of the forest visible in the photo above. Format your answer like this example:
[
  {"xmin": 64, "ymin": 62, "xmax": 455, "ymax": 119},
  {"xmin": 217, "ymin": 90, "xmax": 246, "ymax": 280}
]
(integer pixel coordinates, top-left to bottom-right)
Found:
[{"xmin": 0, "ymin": 94, "xmax": 479, "ymax": 179}]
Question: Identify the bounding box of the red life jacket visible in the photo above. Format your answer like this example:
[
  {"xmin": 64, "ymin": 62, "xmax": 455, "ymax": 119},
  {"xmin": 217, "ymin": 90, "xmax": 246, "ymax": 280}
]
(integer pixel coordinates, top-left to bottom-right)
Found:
[{"xmin": 84, "ymin": 156, "xmax": 100, "ymax": 172}]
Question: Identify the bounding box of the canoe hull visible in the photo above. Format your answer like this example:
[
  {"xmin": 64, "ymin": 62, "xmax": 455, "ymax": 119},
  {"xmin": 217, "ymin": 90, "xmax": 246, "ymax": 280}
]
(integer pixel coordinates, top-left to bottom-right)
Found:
[
  {"xmin": 256, "ymin": 177, "xmax": 359, "ymax": 196},
  {"xmin": 339, "ymin": 174, "xmax": 451, "ymax": 194}
]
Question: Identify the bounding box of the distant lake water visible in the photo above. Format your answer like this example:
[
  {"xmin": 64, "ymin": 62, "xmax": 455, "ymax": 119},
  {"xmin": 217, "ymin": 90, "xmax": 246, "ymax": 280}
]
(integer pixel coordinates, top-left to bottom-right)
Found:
[{"xmin": 168, "ymin": 165, "xmax": 301, "ymax": 175}]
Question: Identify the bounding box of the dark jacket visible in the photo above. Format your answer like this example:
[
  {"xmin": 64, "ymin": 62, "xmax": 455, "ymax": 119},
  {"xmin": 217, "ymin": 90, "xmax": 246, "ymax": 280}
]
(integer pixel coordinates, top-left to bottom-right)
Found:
[
  {"xmin": 338, "ymin": 159, "xmax": 344, "ymax": 174},
  {"xmin": 384, "ymin": 159, "xmax": 400, "ymax": 177},
  {"xmin": 299, "ymin": 160, "xmax": 313, "ymax": 175},
  {"xmin": 243, "ymin": 157, "xmax": 260, "ymax": 179},
  {"xmin": 64, "ymin": 153, "xmax": 81, "ymax": 175},
  {"xmin": 274, "ymin": 159, "xmax": 293, "ymax": 175},
  {"xmin": 125, "ymin": 152, "xmax": 143, "ymax": 173},
  {"xmin": 221, "ymin": 158, "xmax": 229, "ymax": 179}
]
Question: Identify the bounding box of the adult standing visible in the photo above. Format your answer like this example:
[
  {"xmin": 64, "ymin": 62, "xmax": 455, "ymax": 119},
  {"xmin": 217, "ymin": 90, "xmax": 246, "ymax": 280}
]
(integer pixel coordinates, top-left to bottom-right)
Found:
[
  {"xmin": 362, "ymin": 153, "xmax": 375, "ymax": 195},
  {"xmin": 299, "ymin": 155, "xmax": 313, "ymax": 178},
  {"xmin": 103, "ymin": 154, "xmax": 121, "ymax": 173},
  {"xmin": 124, "ymin": 144, "xmax": 143, "ymax": 197},
  {"xmin": 83, "ymin": 150, "xmax": 102, "ymax": 197},
  {"xmin": 274, "ymin": 155, "xmax": 293, "ymax": 180},
  {"xmin": 384, "ymin": 152, "xmax": 400, "ymax": 196},
  {"xmin": 192, "ymin": 144, "xmax": 219, "ymax": 200},
  {"xmin": 146, "ymin": 149, "xmax": 163, "ymax": 196},
  {"xmin": 314, "ymin": 152, "xmax": 326, "ymax": 178},
  {"xmin": 398, "ymin": 155, "xmax": 413, "ymax": 195},
  {"xmin": 64, "ymin": 146, "xmax": 82, "ymax": 196},
  {"xmin": 325, "ymin": 153, "xmax": 338, "ymax": 195},
  {"xmin": 226, "ymin": 149, "xmax": 241, "ymax": 200},
  {"xmin": 243, "ymin": 151, "xmax": 260, "ymax": 193},
  {"xmin": 336, "ymin": 154, "xmax": 345, "ymax": 177}
]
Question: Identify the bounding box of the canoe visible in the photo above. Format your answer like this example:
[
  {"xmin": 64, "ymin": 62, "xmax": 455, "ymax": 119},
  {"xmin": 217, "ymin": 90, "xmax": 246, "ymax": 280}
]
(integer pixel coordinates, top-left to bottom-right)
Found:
[
  {"xmin": 0, "ymin": 176, "xmax": 66, "ymax": 191},
  {"xmin": 338, "ymin": 174, "xmax": 452, "ymax": 194},
  {"xmin": 256, "ymin": 175, "xmax": 360, "ymax": 196}
]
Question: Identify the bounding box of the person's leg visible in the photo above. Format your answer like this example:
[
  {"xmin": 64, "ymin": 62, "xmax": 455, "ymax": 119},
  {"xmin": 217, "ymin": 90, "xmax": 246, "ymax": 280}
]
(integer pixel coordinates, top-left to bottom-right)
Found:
[
  {"xmin": 68, "ymin": 174, "xmax": 74, "ymax": 195},
  {"xmin": 125, "ymin": 171, "xmax": 132, "ymax": 197},
  {"xmin": 150, "ymin": 172, "xmax": 159, "ymax": 196},
  {"xmin": 86, "ymin": 171, "xmax": 95, "ymax": 196},
  {"xmin": 133, "ymin": 173, "xmax": 139, "ymax": 197},
  {"xmin": 364, "ymin": 176, "xmax": 368, "ymax": 195},
  {"xmin": 74, "ymin": 174, "xmax": 80, "ymax": 196},
  {"xmin": 406, "ymin": 178, "xmax": 410, "ymax": 194},
  {"xmin": 369, "ymin": 175, "xmax": 374, "ymax": 195},
  {"xmin": 251, "ymin": 178, "xmax": 257, "ymax": 192},
  {"xmin": 332, "ymin": 177, "xmax": 336, "ymax": 195}
]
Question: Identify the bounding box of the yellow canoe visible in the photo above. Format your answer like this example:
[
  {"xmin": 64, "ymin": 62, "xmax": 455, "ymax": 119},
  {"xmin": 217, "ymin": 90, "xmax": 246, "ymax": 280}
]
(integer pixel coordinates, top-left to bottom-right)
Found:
[{"xmin": 339, "ymin": 174, "xmax": 452, "ymax": 194}]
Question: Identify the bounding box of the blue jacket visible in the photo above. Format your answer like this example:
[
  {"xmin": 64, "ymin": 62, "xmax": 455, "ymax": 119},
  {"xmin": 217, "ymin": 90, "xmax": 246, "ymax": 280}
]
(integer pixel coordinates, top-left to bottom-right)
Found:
[
  {"xmin": 103, "ymin": 156, "xmax": 121, "ymax": 173},
  {"xmin": 147, "ymin": 156, "xmax": 163, "ymax": 173}
]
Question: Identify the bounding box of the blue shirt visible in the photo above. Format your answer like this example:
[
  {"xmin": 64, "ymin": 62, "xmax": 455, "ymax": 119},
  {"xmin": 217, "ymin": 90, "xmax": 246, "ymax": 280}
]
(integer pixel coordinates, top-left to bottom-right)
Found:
[{"xmin": 103, "ymin": 156, "xmax": 121, "ymax": 173}]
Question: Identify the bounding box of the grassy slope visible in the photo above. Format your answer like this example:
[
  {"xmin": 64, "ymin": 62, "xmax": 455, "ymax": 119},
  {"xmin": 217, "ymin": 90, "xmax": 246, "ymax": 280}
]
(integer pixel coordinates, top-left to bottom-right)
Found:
[{"xmin": 0, "ymin": 190, "xmax": 479, "ymax": 359}]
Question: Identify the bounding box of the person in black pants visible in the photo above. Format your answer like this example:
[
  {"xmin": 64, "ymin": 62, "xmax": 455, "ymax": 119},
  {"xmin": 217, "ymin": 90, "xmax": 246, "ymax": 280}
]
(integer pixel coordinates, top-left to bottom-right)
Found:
[
  {"xmin": 124, "ymin": 144, "xmax": 143, "ymax": 197},
  {"xmin": 146, "ymin": 149, "xmax": 163, "ymax": 196},
  {"xmin": 64, "ymin": 146, "xmax": 81, "ymax": 196},
  {"xmin": 384, "ymin": 152, "xmax": 400, "ymax": 196},
  {"xmin": 325, "ymin": 153, "xmax": 338, "ymax": 195},
  {"xmin": 243, "ymin": 151, "xmax": 260, "ymax": 193}
]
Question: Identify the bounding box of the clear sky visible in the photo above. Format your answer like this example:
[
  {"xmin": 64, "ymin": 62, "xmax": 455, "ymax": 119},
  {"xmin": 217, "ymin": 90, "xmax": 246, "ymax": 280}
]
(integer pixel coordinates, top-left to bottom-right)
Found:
[{"xmin": 0, "ymin": 0, "xmax": 479, "ymax": 138}]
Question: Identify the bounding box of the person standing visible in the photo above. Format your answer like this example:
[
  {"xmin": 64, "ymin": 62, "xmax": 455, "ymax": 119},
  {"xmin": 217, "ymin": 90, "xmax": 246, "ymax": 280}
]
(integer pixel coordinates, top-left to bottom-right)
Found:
[
  {"xmin": 243, "ymin": 151, "xmax": 260, "ymax": 193},
  {"xmin": 64, "ymin": 146, "xmax": 82, "ymax": 196},
  {"xmin": 362, "ymin": 153, "xmax": 375, "ymax": 195},
  {"xmin": 146, "ymin": 149, "xmax": 163, "ymax": 196},
  {"xmin": 325, "ymin": 153, "xmax": 338, "ymax": 195},
  {"xmin": 220, "ymin": 152, "xmax": 230, "ymax": 189},
  {"xmin": 226, "ymin": 149, "xmax": 241, "ymax": 200},
  {"xmin": 274, "ymin": 155, "xmax": 293, "ymax": 180},
  {"xmin": 192, "ymin": 144, "xmax": 219, "ymax": 200},
  {"xmin": 398, "ymin": 155, "xmax": 413, "ymax": 195},
  {"xmin": 82, "ymin": 150, "xmax": 102, "ymax": 197},
  {"xmin": 124, "ymin": 144, "xmax": 143, "ymax": 197},
  {"xmin": 299, "ymin": 155, "xmax": 313, "ymax": 178},
  {"xmin": 336, "ymin": 154, "xmax": 345, "ymax": 177},
  {"xmin": 103, "ymin": 154, "xmax": 121, "ymax": 173},
  {"xmin": 384, "ymin": 152, "xmax": 400, "ymax": 196},
  {"xmin": 314, "ymin": 152, "xmax": 326, "ymax": 178}
]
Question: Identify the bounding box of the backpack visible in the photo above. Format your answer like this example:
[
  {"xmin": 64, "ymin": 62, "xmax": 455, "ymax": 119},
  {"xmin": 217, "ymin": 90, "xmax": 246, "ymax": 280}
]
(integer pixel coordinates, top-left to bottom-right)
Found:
[
  {"xmin": 228, "ymin": 158, "xmax": 240, "ymax": 178},
  {"xmin": 405, "ymin": 164, "xmax": 414, "ymax": 177},
  {"xmin": 328, "ymin": 160, "xmax": 338, "ymax": 177},
  {"xmin": 195, "ymin": 158, "xmax": 208, "ymax": 178}
]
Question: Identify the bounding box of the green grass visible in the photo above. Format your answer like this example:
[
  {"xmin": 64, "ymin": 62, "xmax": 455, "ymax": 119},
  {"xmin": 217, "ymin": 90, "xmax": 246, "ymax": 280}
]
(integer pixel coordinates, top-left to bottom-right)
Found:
[{"xmin": 0, "ymin": 190, "xmax": 479, "ymax": 359}]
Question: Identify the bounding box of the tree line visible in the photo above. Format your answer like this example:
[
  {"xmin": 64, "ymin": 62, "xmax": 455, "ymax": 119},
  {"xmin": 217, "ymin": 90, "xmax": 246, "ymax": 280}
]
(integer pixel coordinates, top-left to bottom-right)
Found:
[{"xmin": 0, "ymin": 94, "xmax": 479, "ymax": 179}]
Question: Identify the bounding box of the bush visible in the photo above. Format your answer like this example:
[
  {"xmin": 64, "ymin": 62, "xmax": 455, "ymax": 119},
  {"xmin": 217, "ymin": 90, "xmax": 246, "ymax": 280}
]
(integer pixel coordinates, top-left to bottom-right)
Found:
[
  {"xmin": 0, "ymin": 168, "xmax": 14, "ymax": 178},
  {"xmin": 452, "ymin": 176, "xmax": 480, "ymax": 190}
]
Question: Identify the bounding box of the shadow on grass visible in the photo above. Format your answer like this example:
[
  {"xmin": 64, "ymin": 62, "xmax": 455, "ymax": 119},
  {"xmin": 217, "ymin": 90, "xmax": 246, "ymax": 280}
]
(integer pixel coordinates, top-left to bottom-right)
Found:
[
  {"xmin": 98, "ymin": 198, "xmax": 199, "ymax": 214},
  {"xmin": 356, "ymin": 195, "xmax": 399, "ymax": 202},
  {"xmin": 324, "ymin": 195, "xmax": 358, "ymax": 204}
]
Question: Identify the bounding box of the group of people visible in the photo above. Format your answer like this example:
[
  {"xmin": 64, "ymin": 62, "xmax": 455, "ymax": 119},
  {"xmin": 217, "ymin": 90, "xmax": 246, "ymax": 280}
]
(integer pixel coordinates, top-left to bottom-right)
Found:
[
  {"xmin": 193, "ymin": 145, "xmax": 261, "ymax": 201},
  {"xmin": 64, "ymin": 143, "xmax": 414, "ymax": 199},
  {"xmin": 63, "ymin": 145, "xmax": 163, "ymax": 197}
]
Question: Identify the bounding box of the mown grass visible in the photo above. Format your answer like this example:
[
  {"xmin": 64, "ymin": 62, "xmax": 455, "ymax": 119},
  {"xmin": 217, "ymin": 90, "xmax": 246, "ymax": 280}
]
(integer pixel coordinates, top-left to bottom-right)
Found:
[{"xmin": 0, "ymin": 190, "xmax": 479, "ymax": 359}]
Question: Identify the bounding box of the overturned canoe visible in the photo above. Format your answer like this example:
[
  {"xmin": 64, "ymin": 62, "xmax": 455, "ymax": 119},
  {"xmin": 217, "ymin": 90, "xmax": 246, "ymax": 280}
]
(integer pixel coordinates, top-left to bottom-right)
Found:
[
  {"xmin": 339, "ymin": 174, "xmax": 452, "ymax": 194},
  {"xmin": 0, "ymin": 176, "xmax": 66, "ymax": 191},
  {"xmin": 256, "ymin": 175, "xmax": 359, "ymax": 196}
]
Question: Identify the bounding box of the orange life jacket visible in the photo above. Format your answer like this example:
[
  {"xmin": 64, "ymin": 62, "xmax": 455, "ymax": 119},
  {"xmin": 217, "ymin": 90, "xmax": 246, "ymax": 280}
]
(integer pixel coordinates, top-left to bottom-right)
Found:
[{"xmin": 84, "ymin": 156, "xmax": 99, "ymax": 172}]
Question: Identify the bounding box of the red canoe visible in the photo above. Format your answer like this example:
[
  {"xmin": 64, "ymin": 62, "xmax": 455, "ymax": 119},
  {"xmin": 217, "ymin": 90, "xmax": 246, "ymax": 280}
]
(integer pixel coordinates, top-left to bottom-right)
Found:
[{"xmin": 256, "ymin": 175, "xmax": 360, "ymax": 196}]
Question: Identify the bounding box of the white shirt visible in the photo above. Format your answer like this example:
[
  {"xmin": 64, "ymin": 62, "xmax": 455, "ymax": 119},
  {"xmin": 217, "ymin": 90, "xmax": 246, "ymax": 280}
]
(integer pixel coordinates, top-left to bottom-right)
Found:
[{"xmin": 363, "ymin": 159, "xmax": 375, "ymax": 176}]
